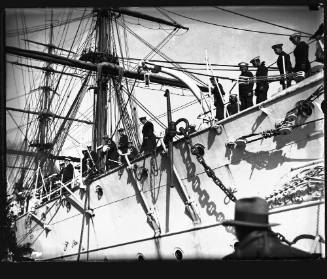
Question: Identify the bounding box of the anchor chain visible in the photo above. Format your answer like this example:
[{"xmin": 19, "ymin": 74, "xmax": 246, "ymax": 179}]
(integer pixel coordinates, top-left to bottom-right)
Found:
[{"xmin": 175, "ymin": 118, "xmax": 237, "ymax": 202}]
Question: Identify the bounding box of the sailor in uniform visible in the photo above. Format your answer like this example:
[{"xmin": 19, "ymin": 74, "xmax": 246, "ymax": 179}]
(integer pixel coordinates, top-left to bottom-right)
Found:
[
  {"xmin": 226, "ymin": 94, "xmax": 239, "ymax": 116},
  {"xmin": 210, "ymin": 76, "xmax": 226, "ymax": 120},
  {"xmin": 58, "ymin": 162, "xmax": 65, "ymax": 181},
  {"xmin": 250, "ymin": 56, "xmax": 269, "ymax": 104},
  {"xmin": 238, "ymin": 62, "xmax": 254, "ymax": 111},
  {"xmin": 310, "ymin": 23, "xmax": 324, "ymax": 64},
  {"xmin": 139, "ymin": 116, "xmax": 157, "ymax": 155},
  {"xmin": 272, "ymin": 44, "xmax": 292, "ymax": 89},
  {"xmin": 289, "ymin": 33, "xmax": 311, "ymax": 77},
  {"xmin": 81, "ymin": 149, "xmax": 90, "ymax": 177},
  {"xmin": 62, "ymin": 157, "xmax": 74, "ymax": 187},
  {"xmin": 101, "ymin": 135, "xmax": 119, "ymax": 170},
  {"xmin": 127, "ymin": 141, "xmax": 139, "ymax": 161},
  {"xmin": 117, "ymin": 128, "xmax": 129, "ymax": 154}
]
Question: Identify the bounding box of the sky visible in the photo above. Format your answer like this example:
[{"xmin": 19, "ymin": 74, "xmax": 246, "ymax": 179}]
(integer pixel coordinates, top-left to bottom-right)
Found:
[{"xmin": 5, "ymin": 6, "xmax": 324, "ymax": 161}]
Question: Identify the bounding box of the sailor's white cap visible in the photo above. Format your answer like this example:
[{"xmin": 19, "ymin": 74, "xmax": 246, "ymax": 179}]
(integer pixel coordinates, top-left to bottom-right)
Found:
[
  {"xmin": 238, "ymin": 62, "xmax": 248, "ymax": 67},
  {"xmin": 250, "ymin": 56, "xmax": 260, "ymax": 63},
  {"xmin": 289, "ymin": 33, "xmax": 301, "ymax": 40}
]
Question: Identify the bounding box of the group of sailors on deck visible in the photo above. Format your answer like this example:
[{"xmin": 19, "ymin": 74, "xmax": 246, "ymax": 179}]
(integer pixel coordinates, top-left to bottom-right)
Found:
[
  {"xmin": 62, "ymin": 29, "xmax": 323, "ymax": 178},
  {"xmin": 17, "ymin": 27, "xmax": 324, "ymax": 204},
  {"xmin": 79, "ymin": 116, "xmax": 157, "ymax": 176},
  {"xmin": 210, "ymin": 29, "xmax": 324, "ymax": 121}
]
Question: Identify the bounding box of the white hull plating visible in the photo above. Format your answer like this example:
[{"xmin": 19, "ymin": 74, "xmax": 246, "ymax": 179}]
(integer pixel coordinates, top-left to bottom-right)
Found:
[{"xmin": 15, "ymin": 72, "xmax": 325, "ymax": 260}]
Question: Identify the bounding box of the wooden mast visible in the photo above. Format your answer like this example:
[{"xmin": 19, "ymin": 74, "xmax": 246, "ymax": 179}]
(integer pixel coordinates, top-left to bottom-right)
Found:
[{"xmin": 93, "ymin": 9, "xmax": 110, "ymax": 168}]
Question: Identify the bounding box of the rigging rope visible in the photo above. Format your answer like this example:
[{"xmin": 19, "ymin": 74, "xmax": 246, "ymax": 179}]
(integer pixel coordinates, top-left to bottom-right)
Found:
[
  {"xmin": 118, "ymin": 20, "xmax": 207, "ymax": 87},
  {"xmin": 156, "ymin": 7, "xmax": 180, "ymax": 26},
  {"xmin": 122, "ymin": 87, "xmax": 167, "ymax": 130},
  {"xmin": 160, "ymin": 8, "xmax": 300, "ymax": 37},
  {"xmin": 118, "ymin": 56, "xmax": 278, "ymax": 69},
  {"xmin": 213, "ymin": 6, "xmax": 312, "ymax": 36},
  {"xmin": 111, "ymin": 79, "xmax": 138, "ymax": 138},
  {"xmin": 6, "ymin": 12, "xmax": 94, "ymax": 37}
]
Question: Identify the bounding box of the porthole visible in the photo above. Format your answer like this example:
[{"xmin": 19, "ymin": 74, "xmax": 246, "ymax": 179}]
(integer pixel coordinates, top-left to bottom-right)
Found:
[
  {"xmin": 174, "ymin": 248, "xmax": 183, "ymax": 261},
  {"xmin": 137, "ymin": 253, "xmax": 145, "ymax": 261}
]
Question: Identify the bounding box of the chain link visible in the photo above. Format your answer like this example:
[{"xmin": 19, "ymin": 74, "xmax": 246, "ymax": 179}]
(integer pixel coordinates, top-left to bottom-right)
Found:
[{"xmin": 178, "ymin": 123, "xmax": 237, "ymax": 203}]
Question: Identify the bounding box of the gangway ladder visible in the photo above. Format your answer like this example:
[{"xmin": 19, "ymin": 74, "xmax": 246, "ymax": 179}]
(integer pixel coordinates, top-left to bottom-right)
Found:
[
  {"xmin": 122, "ymin": 152, "xmax": 161, "ymax": 236},
  {"xmin": 56, "ymin": 181, "xmax": 94, "ymax": 218},
  {"xmin": 159, "ymin": 138, "xmax": 201, "ymax": 225}
]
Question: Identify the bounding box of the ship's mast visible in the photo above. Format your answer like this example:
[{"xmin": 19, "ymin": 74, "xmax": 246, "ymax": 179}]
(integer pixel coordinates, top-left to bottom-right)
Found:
[
  {"xmin": 94, "ymin": 9, "xmax": 109, "ymax": 151},
  {"xmin": 29, "ymin": 10, "xmax": 55, "ymax": 169}
]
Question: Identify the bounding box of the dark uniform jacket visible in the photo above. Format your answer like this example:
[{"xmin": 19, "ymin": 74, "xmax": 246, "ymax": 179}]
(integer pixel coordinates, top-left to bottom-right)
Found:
[
  {"xmin": 128, "ymin": 146, "xmax": 139, "ymax": 161},
  {"xmin": 212, "ymin": 83, "xmax": 226, "ymax": 120},
  {"xmin": 238, "ymin": 70, "xmax": 254, "ymax": 96},
  {"xmin": 142, "ymin": 121, "xmax": 154, "ymax": 138},
  {"xmin": 103, "ymin": 141, "xmax": 119, "ymax": 169},
  {"xmin": 293, "ymin": 41, "xmax": 311, "ymax": 73},
  {"xmin": 255, "ymin": 62, "xmax": 269, "ymax": 91},
  {"xmin": 62, "ymin": 163, "xmax": 74, "ymax": 184},
  {"xmin": 104, "ymin": 141, "xmax": 119, "ymax": 160},
  {"xmin": 223, "ymin": 230, "xmax": 317, "ymax": 260},
  {"xmin": 277, "ymin": 51, "xmax": 292, "ymax": 87},
  {"xmin": 118, "ymin": 134, "xmax": 129, "ymax": 154},
  {"xmin": 82, "ymin": 153, "xmax": 89, "ymax": 176},
  {"xmin": 141, "ymin": 121, "xmax": 156, "ymax": 153},
  {"xmin": 211, "ymin": 83, "xmax": 225, "ymax": 106},
  {"xmin": 227, "ymin": 102, "xmax": 239, "ymax": 116},
  {"xmin": 239, "ymin": 70, "xmax": 254, "ymax": 110},
  {"xmin": 277, "ymin": 51, "xmax": 292, "ymax": 74}
]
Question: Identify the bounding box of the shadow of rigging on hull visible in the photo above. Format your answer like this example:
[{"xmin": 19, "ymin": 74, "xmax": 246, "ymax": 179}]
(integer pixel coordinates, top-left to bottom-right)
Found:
[
  {"xmin": 226, "ymin": 145, "xmax": 319, "ymax": 179},
  {"xmin": 273, "ymin": 119, "xmax": 323, "ymax": 150},
  {"xmin": 178, "ymin": 142, "xmax": 234, "ymax": 235},
  {"xmin": 149, "ymin": 154, "xmax": 163, "ymax": 204},
  {"xmin": 126, "ymin": 168, "xmax": 148, "ymax": 214},
  {"xmin": 207, "ymin": 127, "xmax": 218, "ymax": 150},
  {"xmin": 251, "ymin": 111, "xmax": 268, "ymax": 133}
]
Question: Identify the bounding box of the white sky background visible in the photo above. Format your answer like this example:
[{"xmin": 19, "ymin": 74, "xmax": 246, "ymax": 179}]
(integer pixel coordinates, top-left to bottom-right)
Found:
[{"xmin": 5, "ymin": 6, "xmax": 324, "ymax": 159}]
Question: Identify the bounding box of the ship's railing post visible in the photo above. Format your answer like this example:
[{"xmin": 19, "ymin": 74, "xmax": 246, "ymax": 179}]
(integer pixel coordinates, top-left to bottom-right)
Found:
[{"xmin": 164, "ymin": 89, "xmax": 175, "ymax": 188}]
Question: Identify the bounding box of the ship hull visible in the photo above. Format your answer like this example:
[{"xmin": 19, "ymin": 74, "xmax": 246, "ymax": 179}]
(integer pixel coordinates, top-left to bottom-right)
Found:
[{"xmin": 15, "ymin": 72, "xmax": 325, "ymax": 260}]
